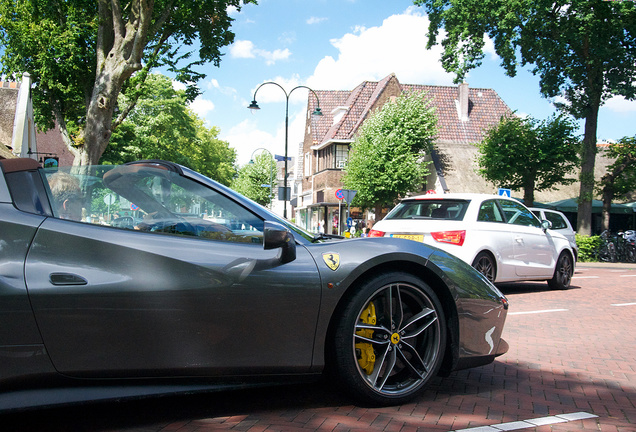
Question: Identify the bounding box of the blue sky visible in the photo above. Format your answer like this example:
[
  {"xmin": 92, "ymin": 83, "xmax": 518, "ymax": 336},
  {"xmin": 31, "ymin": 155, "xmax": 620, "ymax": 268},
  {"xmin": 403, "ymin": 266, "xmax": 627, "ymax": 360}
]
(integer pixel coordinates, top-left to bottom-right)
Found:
[{"xmin": 178, "ymin": 0, "xmax": 636, "ymax": 166}]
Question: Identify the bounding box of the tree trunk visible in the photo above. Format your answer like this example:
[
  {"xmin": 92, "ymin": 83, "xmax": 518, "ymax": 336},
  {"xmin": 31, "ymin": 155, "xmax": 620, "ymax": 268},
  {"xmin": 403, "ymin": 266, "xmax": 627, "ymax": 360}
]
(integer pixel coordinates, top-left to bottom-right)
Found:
[
  {"xmin": 601, "ymin": 182, "xmax": 613, "ymax": 232},
  {"xmin": 576, "ymin": 105, "xmax": 600, "ymax": 236},
  {"xmin": 78, "ymin": 77, "xmax": 122, "ymax": 165},
  {"xmin": 71, "ymin": 0, "xmax": 151, "ymax": 166},
  {"xmin": 374, "ymin": 203, "xmax": 384, "ymax": 222},
  {"xmin": 523, "ymin": 176, "xmax": 535, "ymax": 207}
]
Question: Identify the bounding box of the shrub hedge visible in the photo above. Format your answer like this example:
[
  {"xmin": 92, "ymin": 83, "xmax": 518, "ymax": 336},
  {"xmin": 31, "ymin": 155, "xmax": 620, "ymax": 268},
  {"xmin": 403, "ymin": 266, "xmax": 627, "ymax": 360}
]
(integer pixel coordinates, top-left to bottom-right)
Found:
[{"xmin": 575, "ymin": 234, "xmax": 603, "ymax": 262}]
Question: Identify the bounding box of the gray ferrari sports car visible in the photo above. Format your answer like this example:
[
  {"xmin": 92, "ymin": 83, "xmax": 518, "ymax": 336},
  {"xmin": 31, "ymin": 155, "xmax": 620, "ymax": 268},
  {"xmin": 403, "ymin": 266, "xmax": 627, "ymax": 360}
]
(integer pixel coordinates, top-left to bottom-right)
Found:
[{"xmin": 0, "ymin": 158, "xmax": 508, "ymax": 410}]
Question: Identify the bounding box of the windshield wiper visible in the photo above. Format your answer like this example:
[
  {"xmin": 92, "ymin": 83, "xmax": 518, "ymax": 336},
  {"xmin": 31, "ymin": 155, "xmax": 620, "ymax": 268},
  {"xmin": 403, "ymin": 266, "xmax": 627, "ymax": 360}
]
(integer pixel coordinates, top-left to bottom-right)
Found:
[{"xmin": 312, "ymin": 233, "xmax": 345, "ymax": 242}]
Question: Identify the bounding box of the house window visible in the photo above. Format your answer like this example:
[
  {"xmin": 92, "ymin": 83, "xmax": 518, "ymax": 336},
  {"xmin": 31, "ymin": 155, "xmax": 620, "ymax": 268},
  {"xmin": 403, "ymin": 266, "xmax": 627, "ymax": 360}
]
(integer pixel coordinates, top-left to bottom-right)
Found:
[
  {"xmin": 316, "ymin": 144, "xmax": 349, "ymax": 172},
  {"xmin": 304, "ymin": 152, "xmax": 312, "ymax": 177},
  {"xmin": 335, "ymin": 144, "xmax": 348, "ymax": 169}
]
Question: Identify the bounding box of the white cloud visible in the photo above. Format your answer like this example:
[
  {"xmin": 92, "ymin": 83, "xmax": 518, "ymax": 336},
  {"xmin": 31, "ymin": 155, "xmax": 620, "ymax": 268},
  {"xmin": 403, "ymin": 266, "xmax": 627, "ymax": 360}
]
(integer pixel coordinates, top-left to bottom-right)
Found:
[
  {"xmin": 279, "ymin": 32, "xmax": 296, "ymax": 45},
  {"xmin": 259, "ymin": 48, "xmax": 292, "ymax": 65},
  {"xmin": 223, "ymin": 119, "xmax": 279, "ymax": 167},
  {"xmin": 224, "ymin": 106, "xmax": 308, "ymax": 167},
  {"xmin": 189, "ymin": 98, "xmax": 215, "ymax": 117},
  {"xmin": 483, "ymin": 36, "xmax": 498, "ymax": 60},
  {"xmin": 307, "ymin": 17, "xmax": 327, "ymax": 25},
  {"xmin": 229, "ymin": 40, "xmax": 291, "ymax": 65},
  {"xmin": 229, "ymin": 40, "xmax": 256, "ymax": 59},
  {"xmin": 206, "ymin": 78, "xmax": 238, "ymax": 100},
  {"xmin": 171, "ymin": 80, "xmax": 186, "ymax": 91},
  {"xmin": 249, "ymin": 74, "xmax": 309, "ymax": 104},
  {"xmin": 307, "ymin": 7, "xmax": 456, "ymax": 90},
  {"xmin": 604, "ymin": 95, "xmax": 636, "ymax": 113}
]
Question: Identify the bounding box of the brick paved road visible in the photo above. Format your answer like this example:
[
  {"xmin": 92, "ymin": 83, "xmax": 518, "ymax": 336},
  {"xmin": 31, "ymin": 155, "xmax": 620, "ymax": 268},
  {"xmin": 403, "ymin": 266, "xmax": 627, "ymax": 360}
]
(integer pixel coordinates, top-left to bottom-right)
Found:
[{"xmin": 3, "ymin": 263, "xmax": 635, "ymax": 432}]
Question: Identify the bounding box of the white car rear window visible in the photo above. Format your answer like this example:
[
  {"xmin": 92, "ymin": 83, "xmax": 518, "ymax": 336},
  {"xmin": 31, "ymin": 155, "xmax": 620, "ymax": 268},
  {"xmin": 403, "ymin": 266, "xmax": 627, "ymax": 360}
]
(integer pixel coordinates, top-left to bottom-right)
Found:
[{"xmin": 385, "ymin": 200, "xmax": 469, "ymax": 221}]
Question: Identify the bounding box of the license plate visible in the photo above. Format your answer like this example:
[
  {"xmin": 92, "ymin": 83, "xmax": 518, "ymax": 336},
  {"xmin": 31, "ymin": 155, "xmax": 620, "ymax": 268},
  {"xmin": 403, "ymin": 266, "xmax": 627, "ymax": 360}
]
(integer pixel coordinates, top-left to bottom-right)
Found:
[{"xmin": 391, "ymin": 234, "xmax": 424, "ymax": 242}]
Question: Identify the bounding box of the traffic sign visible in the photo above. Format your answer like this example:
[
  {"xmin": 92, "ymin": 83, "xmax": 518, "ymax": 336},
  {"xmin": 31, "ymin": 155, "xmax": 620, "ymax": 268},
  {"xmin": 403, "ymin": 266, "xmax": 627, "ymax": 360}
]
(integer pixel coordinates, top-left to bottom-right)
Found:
[
  {"xmin": 342, "ymin": 189, "xmax": 357, "ymax": 203},
  {"xmin": 103, "ymin": 193, "xmax": 116, "ymax": 205},
  {"xmin": 335, "ymin": 189, "xmax": 344, "ymax": 200},
  {"xmin": 498, "ymin": 188, "xmax": 511, "ymax": 198}
]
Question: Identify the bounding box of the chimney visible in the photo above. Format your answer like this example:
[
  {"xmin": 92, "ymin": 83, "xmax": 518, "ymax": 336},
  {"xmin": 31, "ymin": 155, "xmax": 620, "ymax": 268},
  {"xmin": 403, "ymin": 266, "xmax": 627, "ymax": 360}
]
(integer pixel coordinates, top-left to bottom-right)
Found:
[{"xmin": 457, "ymin": 82, "xmax": 469, "ymax": 122}]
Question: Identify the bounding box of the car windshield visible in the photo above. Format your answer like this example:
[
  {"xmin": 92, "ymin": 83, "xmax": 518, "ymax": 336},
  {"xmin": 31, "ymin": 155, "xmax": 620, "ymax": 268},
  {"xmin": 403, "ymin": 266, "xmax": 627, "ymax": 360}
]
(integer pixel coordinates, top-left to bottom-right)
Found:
[
  {"xmin": 184, "ymin": 166, "xmax": 323, "ymax": 243},
  {"xmin": 42, "ymin": 163, "xmax": 267, "ymax": 243},
  {"xmin": 41, "ymin": 162, "xmax": 325, "ymax": 245},
  {"xmin": 384, "ymin": 199, "xmax": 470, "ymax": 221}
]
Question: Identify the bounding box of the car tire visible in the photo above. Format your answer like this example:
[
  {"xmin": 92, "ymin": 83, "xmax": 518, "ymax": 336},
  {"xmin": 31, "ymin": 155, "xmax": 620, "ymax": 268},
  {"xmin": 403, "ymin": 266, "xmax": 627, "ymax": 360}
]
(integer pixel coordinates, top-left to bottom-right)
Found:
[
  {"xmin": 332, "ymin": 272, "xmax": 446, "ymax": 405},
  {"xmin": 548, "ymin": 252, "xmax": 573, "ymax": 290},
  {"xmin": 471, "ymin": 252, "xmax": 496, "ymax": 283}
]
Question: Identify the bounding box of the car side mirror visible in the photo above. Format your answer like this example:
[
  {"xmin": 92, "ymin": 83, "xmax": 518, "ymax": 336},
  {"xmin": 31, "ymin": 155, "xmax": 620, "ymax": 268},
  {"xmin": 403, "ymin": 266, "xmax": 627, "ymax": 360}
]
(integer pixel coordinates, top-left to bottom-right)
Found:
[
  {"xmin": 263, "ymin": 221, "xmax": 296, "ymax": 264},
  {"xmin": 541, "ymin": 219, "xmax": 552, "ymax": 231}
]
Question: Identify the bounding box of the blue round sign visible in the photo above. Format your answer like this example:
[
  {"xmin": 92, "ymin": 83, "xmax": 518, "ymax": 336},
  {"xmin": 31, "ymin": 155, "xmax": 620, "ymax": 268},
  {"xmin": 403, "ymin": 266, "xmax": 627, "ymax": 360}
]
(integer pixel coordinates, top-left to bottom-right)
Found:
[{"xmin": 335, "ymin": 189, "xmax": 344, "ymax": 200}]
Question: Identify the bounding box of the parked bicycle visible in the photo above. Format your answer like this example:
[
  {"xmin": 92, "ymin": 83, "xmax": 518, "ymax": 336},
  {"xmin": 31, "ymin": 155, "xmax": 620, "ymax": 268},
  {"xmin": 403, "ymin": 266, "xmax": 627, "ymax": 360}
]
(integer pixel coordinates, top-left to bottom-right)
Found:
[
  {"xmin": 599, "ymin": 230, "xmax": 617, "ymax": 262},
  {"xmin": 599, "ymin": 230, "xmax": 636, "ymax": 263},
  {"xmin": 624, "ymin": 230, "xmax": 636, "ymax": 263}
]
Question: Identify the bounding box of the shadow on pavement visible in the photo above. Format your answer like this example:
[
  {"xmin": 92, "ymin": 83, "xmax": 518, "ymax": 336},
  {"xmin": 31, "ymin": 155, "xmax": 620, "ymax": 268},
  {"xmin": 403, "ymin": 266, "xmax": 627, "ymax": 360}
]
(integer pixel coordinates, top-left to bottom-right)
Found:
[
  {"xmin": 496, "ymin": 281, "xmax": 581, "ymax": 295},
  {"xmin": 2, "ymin": 358, "xmax": 633, "ymax": 431}
]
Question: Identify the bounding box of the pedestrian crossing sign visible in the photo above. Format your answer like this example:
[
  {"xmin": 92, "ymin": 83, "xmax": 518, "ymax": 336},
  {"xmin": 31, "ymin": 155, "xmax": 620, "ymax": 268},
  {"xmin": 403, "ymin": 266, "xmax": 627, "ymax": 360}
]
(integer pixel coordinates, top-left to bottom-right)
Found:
[{"xmin": 498, "ymin": 188, "xmax": 511, "ymax": 198}]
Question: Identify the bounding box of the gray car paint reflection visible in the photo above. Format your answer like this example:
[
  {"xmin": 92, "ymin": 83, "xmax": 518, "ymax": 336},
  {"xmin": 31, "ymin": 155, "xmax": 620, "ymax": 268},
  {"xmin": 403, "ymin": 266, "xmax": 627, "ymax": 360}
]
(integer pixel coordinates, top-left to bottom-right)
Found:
[{"xmin": 0, "ymin": 158, "xmax": 508, "ymax": 409}]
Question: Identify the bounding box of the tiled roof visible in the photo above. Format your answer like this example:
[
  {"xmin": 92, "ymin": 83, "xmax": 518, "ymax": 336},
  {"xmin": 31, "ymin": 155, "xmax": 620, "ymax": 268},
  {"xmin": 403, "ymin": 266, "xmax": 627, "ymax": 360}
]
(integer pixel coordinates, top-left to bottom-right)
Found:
[{"xmin": 308, "ymin": 74, "xmax": 512, "ymax": 146}]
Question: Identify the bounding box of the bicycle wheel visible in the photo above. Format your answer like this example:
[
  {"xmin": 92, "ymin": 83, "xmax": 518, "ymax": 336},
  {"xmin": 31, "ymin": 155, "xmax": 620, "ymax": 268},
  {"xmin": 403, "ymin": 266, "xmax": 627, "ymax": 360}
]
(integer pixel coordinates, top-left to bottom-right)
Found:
[{"xmin": 627, "ymin": 245, "xmax": 636, "ymax": 263}]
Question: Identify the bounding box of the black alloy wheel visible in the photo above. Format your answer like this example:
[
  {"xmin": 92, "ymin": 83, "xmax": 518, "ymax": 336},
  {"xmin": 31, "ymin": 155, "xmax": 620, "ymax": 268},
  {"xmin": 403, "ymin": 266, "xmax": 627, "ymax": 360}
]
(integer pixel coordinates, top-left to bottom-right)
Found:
[
  {"xmin": 472, "ymin": 252, "xmax": 496, "ymax": 283},
  {"xmin": 332, "ymin": 272, "xmax": 446, "ymax": 405},
  {"xmin": 548, "ymin": 251, "xmax": 573, "ymax": 290}
]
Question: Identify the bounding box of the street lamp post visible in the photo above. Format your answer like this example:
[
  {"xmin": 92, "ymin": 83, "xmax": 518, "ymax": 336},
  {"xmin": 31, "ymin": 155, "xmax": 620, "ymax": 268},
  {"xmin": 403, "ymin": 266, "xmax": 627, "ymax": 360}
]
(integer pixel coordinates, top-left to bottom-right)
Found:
[
  {"xmin": 249, "ymin": 147, "xmax": 275, "ymax": 208},
  {"xmin": 248, "ymin": 82, "xmax": 322, "ymax": 219}
]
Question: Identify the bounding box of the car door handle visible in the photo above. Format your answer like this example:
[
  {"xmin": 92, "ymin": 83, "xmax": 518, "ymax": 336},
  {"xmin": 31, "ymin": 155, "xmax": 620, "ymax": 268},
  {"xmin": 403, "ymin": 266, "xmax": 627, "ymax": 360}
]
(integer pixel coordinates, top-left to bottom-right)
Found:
[
  {"xmin": 49, "ymin": 273, "xmax": 88, "ymax": 286},
  {"xmin": 515, "ymin": 237, "xmax": 524, "ymax": 244}
]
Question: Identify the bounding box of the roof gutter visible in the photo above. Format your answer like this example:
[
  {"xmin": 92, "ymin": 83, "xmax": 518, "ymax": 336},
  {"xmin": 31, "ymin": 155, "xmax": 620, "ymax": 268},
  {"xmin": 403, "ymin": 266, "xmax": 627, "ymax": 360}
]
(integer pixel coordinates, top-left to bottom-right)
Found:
[{"xmin": 311, "ymin": 139, "xmax": 353, "ymax": 151}]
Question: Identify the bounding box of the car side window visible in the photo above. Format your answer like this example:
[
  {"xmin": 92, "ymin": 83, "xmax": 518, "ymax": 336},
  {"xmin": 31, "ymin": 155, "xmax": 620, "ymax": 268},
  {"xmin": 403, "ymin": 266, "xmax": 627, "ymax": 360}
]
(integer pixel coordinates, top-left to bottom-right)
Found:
[
  {"xmin": 545, "ymin": 212, "xmax": 567, "ymax": 230},
  {"xmin": 499, "ymin": 200, "xmax": 540, "ymax": 228},
  {"xmin": 477, "ymin": 200, "xmax": 504, "ymax": 223},
  {"xmin": 43, "ymin": 165, "xmax": 264, "ymax": 245}
]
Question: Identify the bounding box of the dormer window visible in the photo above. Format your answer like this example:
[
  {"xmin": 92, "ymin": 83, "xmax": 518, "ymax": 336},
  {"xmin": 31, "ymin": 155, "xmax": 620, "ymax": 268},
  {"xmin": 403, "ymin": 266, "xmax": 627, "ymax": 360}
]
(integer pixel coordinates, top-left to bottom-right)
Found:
[{"xmin": 331, "ymin": 106, "xmax": 349, "ymax": 125}]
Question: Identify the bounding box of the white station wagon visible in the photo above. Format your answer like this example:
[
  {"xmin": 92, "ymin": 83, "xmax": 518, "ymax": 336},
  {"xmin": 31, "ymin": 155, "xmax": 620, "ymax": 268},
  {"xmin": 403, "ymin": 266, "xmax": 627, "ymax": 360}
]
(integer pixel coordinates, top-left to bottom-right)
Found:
[{"xmin": 369, "ymin": 193, "xmax": 575, "ymax": 289}]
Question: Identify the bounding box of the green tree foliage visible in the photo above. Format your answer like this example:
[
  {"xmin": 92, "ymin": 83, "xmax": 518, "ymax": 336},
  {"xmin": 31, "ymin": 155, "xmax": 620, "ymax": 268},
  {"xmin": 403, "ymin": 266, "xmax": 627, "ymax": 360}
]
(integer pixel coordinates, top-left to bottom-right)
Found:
[
  {"xmin": 0, "ymin": 0, "xmax": 255, "ymax": 166},
  {"xmin": 343, "ymin": 91, "xmax": 438, "ymax": 216},
  {"xmin": 102, "ymin": 74, "xmax": 236, "ymax": 185},
  {"xmin": 597, "ymin": 136, "xmax": 636, "ymax": 230},
  {"xmin": 231, "ymin": 152, "xmax": 276, "ymax": 206},
  {"xmin": 477, "ymin": 114, "xmax": 580, "ymax": 206},
  {"xmin": 414, "ymin": 0, "xmax": 636, "ymax": 235}
]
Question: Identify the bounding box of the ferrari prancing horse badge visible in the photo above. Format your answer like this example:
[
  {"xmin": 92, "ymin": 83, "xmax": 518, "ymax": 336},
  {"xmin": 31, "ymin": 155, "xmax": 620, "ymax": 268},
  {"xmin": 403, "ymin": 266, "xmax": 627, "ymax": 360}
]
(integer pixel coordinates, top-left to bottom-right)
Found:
[{"xmin": 322, "ymin": 252, "xmax": 340, "ymax": 271}]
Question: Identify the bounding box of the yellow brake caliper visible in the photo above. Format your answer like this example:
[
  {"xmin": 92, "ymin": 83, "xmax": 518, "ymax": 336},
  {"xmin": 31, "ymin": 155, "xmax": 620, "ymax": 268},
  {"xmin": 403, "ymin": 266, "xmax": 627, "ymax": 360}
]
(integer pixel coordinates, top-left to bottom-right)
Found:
[{"xmin": 355, "ymin": 302, "xmax": 377, "ymax": 375}]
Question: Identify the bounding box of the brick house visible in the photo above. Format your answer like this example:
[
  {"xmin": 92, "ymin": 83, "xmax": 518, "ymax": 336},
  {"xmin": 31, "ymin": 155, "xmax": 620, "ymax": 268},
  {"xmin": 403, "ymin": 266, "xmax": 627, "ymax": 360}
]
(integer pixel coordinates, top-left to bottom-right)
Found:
[
  {"xmin": 1, "ymin": 74, "xmax": 70, "ymax": 165},
  {"xmin": 295, "ymin": 73, "xmax": 515, "ymax": 234}
]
